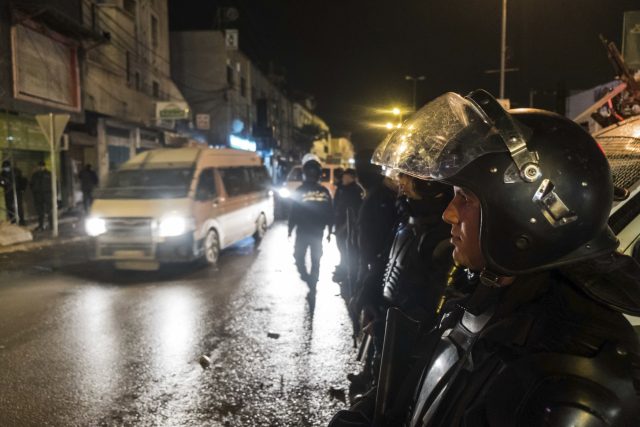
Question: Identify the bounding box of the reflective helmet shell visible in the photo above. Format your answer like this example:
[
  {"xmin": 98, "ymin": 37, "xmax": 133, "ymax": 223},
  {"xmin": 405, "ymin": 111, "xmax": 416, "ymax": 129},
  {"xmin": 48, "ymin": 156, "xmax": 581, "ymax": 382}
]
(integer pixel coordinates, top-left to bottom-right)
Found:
[{"xmin": 447, "ymin": 109, "xmax": 618, "ymax": 275}]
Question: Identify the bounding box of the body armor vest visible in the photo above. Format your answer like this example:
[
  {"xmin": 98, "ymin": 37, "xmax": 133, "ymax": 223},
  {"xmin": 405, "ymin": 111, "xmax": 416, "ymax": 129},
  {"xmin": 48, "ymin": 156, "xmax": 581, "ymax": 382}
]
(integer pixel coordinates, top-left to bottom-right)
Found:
[{"xmin": 405, "ymin": 270, "xmax": 640, "ymax": 427}]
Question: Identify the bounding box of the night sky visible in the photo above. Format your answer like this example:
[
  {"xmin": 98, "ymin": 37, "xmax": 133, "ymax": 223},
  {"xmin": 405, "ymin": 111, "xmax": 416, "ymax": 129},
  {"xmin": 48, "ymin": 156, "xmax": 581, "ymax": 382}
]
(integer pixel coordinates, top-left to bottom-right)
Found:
[{"xmin": 169, "ymin": 0, "xmax": 640, "ymax": 148}]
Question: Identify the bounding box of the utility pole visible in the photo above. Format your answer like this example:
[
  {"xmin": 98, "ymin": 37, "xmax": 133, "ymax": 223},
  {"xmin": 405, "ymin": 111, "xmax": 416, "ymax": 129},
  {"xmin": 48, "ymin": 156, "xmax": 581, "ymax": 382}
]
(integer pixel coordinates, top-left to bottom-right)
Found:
[
  {"xmin": 499, "ymin": 0, "xmax": 507, "ymax": 99},
  {"xmin": 36, "ymin": 113, "xmax": 70, "ymax": 238},
  {"xmin": 405, "ymin": 75, "xmax": 426, "ymax": 111}
]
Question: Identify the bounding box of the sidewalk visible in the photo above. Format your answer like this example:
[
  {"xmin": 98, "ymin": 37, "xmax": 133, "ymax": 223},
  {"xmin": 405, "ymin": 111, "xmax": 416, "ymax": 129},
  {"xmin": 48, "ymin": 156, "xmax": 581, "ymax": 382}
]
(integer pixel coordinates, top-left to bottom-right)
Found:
[{"xmin": 0, "ymin": 213, "xmax": 88, "ymax": 255}]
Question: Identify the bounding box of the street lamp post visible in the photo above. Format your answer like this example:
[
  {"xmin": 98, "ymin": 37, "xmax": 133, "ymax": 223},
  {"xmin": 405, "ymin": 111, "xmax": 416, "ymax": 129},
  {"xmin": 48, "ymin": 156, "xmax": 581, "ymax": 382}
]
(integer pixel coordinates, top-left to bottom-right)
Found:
[
  {"xmin": 405, "ymin": 75, "xmax": 426, "ymax": 112},
  {"xmin": 499, "ymin": 0, "xmax": 507, "ymax": 99}
]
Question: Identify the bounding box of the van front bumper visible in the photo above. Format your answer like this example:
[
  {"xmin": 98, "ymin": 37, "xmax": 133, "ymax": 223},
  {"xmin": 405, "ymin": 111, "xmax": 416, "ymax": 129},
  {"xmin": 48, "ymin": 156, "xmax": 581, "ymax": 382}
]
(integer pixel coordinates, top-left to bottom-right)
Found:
[{"xmin": 95, "ymin": 233, "xmax": 198, "ymax": 263}]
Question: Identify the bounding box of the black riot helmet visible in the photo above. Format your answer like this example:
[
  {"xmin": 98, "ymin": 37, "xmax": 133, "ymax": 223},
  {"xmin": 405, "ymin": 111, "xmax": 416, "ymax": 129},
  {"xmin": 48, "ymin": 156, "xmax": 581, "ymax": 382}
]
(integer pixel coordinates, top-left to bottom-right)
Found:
[
  {"xmin": 373, "ymin": 89, "xmax": 618, "ymax": 275},
  {"xmin": 302, "ymin": 159, "xmax": 322, "ymax": 183}
]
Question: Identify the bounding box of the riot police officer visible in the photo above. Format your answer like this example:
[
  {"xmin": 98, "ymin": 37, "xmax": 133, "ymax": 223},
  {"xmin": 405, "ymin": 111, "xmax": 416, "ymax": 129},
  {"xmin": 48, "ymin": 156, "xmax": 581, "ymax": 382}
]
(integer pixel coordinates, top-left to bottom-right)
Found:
[
  {"xmin": 288, "ymin": 159, "xmax": 333, "ymax": 288},
  {"xmin": 382, "ymin": 174, "xmax": 453, "ymax": 329},
  {"xmin": 330, "ymin": 90, "xmax": 640, "ymax": 426}
]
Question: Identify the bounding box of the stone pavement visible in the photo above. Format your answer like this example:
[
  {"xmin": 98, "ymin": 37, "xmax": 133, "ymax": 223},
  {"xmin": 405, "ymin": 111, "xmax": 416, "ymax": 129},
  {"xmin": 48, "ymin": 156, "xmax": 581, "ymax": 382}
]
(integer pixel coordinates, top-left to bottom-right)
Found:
[{"xmin": 0, "ymin": 212, "xmax": 88, "ymax": 255}]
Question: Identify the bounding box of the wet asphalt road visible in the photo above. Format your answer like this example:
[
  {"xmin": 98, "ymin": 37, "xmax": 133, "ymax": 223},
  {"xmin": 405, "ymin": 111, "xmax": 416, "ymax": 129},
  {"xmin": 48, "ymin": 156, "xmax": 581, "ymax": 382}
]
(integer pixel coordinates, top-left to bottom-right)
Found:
[{"xmin": 0, "ymin": 222, "xmax": 359, "ymax": 426}]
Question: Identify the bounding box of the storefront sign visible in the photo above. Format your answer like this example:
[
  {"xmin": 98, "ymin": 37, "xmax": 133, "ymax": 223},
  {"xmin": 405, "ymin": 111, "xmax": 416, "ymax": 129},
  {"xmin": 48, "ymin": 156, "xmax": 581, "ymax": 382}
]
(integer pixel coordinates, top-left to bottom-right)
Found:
[{"xmin": 156, "ymin": 102, "xmax": 190, "ymax": 120}]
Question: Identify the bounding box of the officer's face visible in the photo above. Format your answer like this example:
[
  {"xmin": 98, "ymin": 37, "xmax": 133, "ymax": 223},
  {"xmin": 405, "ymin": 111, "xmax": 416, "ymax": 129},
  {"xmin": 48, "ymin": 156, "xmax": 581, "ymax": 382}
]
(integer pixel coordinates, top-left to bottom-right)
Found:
[
  {"xmin": 442, "ymin": 186, "xmax": 485, "ymax": 271},
  {"xmin": 342, "ymin": 174, "xmax": 354, "ymax": 186}
]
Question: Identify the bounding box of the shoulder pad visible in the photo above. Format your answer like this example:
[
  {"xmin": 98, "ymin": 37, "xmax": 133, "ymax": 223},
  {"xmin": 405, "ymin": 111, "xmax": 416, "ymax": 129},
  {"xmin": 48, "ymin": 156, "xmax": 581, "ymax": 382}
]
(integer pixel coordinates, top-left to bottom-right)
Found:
[
  {"xmin": 559, "ymin": 252, "xmax": 640, "ymax": 316},
  {"xmin": 481, "ymin": 343, "xmax": 640, "ymax": 427}
]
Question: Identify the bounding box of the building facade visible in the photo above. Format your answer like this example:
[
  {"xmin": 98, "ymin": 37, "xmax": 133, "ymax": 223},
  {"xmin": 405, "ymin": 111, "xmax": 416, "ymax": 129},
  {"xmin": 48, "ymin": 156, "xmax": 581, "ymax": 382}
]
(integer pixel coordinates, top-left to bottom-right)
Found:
[{"xmin": 170, "ymin": 29, "xmax": 329, "ymax": 181}]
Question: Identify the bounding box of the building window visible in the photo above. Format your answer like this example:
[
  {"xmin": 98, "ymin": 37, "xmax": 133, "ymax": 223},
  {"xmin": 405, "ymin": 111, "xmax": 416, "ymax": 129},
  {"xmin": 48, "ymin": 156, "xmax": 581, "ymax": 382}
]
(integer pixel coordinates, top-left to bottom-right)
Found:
[
  {"xmin": 135, "ymin": 72, "xmax": 140, "ymax": 91},
  {"xmin": 240, "ymin": 77, "xmax": 246, "ymax": 97},
  {"xmin": 125, "ymin": 51, "xmax": 131, "ymax": 84},
  {"xmin": 151, "ymin": 15, "xmax": 159, "ymax": 49},
  {"xmin": 226, "ymin": 65, "xmax": 234, "ymax": 86},
  {"xmin": 123, "ymin": 0, "xmax": 136, "ymax": 16},
  {"xmin": 152, "ymin": 81, "xmax": 159, "ymax": 98}
]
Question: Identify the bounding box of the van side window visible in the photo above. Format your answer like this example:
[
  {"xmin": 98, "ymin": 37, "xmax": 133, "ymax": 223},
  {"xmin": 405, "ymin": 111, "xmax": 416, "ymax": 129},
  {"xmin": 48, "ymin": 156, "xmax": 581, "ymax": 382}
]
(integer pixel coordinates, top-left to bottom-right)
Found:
[
  {"xmin": 195, "ymin": 168, "xmax": 217, "ymax": 200},
  {"xmin": 249, "ymin": 166, "xmax": 271, "ymax": 192},
  {"xmin": 220, "ymin": 167, "xmax": 250, "ymax": 197}
]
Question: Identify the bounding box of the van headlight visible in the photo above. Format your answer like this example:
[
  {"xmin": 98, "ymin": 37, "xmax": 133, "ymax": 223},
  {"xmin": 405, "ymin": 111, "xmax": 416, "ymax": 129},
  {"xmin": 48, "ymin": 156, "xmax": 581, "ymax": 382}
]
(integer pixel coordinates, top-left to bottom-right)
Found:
[
  {"xmin": 85, "ymin": 217, "xmax": 106, "ymax": 236},
  {"xmin": 278, "ymin": 188, "xmax": 291, "ymax": 198},
  {"xmin": 158, "ymin": 216, "xmax": 192, "ymax": 237}
]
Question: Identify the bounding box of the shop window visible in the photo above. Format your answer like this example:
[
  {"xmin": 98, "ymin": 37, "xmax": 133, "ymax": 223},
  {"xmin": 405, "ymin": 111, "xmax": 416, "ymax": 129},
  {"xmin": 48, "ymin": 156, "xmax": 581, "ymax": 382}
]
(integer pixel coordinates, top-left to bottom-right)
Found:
[{"xmin": 226, "ymin": 65, "xmax": 234, "ymax": 86}]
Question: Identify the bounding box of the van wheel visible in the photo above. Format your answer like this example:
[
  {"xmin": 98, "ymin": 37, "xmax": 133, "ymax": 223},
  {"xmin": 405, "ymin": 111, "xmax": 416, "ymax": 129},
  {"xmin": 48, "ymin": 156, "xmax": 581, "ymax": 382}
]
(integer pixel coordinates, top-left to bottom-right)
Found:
[
  {"xmin": 204, "ymin": 229, "xmax": 220, "ymax": 265},
  {"xmin": 253, "ymin": 214, "xmax": 267, "ymax": 244}
]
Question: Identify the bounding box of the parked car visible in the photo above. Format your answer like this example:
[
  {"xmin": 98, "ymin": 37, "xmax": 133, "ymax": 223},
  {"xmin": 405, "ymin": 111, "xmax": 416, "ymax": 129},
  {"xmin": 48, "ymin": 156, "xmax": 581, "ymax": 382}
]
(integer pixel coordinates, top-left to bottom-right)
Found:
[
  {"xmin": 86, "ymin": 147, "xmax": 274, "ymax": 270},
  {"xmin": 594, "ymin": 117, "xmax": 640, "ymax": 333}
]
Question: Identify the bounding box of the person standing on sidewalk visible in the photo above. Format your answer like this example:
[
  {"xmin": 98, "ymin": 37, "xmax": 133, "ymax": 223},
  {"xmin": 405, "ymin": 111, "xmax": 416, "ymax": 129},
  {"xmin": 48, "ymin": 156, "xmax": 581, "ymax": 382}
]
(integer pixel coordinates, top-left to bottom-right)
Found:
[
  {"xmin": 78, "ymin": 164, "xmax": 99, "ymax": 213},
  {"xmin": 288, "ymin": 159, "xmax": 333, "ymax": 288},
  {"xmin": 30, "ymin": 161, "xmax": 53, "ymax": 231},
  {"xmin": 0, "ymin": 160, "xmax": 27, "ymax": 225},
  {"xmin": 333, "ymin": 168, "xmax": 364, "ymax": 285}
]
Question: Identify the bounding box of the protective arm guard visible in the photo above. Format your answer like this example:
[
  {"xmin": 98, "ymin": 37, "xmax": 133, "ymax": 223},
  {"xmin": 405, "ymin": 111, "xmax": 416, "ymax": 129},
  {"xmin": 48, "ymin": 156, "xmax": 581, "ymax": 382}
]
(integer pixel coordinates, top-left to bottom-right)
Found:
[{"xmin": 480, "ymin": 343, "xmax": 640, "ymax": 427}]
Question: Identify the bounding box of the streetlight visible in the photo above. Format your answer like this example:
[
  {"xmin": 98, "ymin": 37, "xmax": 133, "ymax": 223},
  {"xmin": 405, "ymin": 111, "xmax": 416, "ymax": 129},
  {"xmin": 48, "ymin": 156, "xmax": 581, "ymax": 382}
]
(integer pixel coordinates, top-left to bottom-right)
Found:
[
  {"xmin": 385, "ymin": 122, "xmax": 394, "ymax": 130},
  {"xmin": 499, "ymin": 0, "xmax": 507, "ymax": 99},
  {"xmin": 405, "ymin": 75, "xmax": 426, "ymax": 112},
  {"xmin": 392, "ymin": 107, "xmax": 401, "ymax": 116}
]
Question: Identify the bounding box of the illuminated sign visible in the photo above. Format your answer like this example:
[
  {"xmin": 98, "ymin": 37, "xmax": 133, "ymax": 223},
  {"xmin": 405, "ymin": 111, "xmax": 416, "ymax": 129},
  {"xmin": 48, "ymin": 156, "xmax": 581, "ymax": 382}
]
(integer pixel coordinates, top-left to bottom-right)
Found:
[
  {"xmin": 156, "ymin": 102, "xmax": 190, "ymax": 120},
  {"xmin": 229, "ymin": 135, "xmax": 256, "ymax": 151}
]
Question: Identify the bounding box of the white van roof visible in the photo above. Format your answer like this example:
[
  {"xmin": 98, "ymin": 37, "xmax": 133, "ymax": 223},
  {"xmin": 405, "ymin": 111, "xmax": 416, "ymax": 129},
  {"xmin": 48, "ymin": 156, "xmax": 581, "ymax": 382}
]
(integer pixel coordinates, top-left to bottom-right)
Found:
[{"xmin": 122, "ymin": 147, "xmax": 262, "ymax": 169}]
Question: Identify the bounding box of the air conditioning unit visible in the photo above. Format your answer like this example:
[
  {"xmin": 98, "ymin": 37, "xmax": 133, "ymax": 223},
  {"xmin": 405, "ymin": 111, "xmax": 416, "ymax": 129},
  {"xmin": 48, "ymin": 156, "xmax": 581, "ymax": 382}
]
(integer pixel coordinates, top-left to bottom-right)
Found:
[{"xmin": 60, "ymin": 134, "xmax": 69, "ymax": 151}]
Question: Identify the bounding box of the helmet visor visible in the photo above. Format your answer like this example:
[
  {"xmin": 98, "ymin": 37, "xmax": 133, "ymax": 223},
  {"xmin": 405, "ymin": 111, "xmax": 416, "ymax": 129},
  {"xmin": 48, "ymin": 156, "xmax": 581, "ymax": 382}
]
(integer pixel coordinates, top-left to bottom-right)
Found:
[{"xmin": 372, "ymin": 92, "xmax": 506, "ymax": 180}]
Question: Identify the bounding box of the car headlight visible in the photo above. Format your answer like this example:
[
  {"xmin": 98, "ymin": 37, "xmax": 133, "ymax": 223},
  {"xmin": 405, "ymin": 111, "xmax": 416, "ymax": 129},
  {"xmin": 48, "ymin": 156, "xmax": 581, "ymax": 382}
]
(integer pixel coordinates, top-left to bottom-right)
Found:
[
  {"xmin": 85, "ymin": 217, "xmax": 106, "ymax": 236},
  {"xmin": 278, "ymin": 188, "xmax": 291, "ymax": 198},
  {"xmin": 158, "ymin": 216, "xmax": 191, "ymax": 237}
]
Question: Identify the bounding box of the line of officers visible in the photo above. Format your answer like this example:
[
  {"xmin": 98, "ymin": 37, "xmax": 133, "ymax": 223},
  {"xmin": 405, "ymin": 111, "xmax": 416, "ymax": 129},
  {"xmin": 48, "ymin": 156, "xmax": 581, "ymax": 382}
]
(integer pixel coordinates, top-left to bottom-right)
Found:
[{"xmin": 287, "ymin": 90, "xmax": 640, "ymax": 426}]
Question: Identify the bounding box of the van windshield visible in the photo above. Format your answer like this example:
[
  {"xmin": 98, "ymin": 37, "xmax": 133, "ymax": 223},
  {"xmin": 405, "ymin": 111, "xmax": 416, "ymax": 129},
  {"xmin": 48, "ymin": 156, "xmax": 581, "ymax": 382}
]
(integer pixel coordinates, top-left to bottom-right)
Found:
[{"xmin": 96, "ymin": 168, "xmax": 194, "ymax": 199}]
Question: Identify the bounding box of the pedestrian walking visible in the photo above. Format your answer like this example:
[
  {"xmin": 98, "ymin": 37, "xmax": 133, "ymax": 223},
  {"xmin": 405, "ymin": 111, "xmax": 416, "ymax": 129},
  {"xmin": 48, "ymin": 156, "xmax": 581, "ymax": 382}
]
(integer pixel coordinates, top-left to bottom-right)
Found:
[
  {"xmin": 31, "ymin": 160, "xmax": 53, "ymax": 231},
  {"xmin": 78, "ymin": 164, "xmax": 99, "ymax": 213},
  {"xmin": 288, "ymin": 159, "xmax": 333, "ymax": 288}
]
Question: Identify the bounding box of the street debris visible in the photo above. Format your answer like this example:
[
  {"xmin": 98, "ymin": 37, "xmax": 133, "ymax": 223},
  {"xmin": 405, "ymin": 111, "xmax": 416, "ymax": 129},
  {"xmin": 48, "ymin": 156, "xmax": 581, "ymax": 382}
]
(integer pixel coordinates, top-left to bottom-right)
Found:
[
  {"xmin": 199, "ymin": 354, "xmax": 212, "ymax": 369},
  {"xmin": 267, "ymin": 331, "xmax": 280, "ymax": 339}
]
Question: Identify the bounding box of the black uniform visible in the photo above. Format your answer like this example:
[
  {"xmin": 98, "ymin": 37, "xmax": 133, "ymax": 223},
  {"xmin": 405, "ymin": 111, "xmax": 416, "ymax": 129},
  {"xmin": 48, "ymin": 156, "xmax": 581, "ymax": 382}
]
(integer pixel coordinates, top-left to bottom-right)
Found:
[
  {"xmin": 288, "ymin": 181, "xmax": 333, "ymax": 285},
  {"xmin": 78, "ymin": 166, "xmax": 99, "ymax": 212},
  {"xmin": 31, "ymin": 167, "xmax": 53, "ymax": 230},
  {"xmin": 382, "ymin": 197, "xmax": 453, "ymax": 328}
]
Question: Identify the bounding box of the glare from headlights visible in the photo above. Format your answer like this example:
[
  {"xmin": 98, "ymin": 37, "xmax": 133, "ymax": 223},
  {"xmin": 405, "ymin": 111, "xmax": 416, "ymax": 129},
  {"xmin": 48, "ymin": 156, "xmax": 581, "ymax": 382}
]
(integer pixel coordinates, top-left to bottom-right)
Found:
[
  {"xmin": 158, "ymin": 216, "xmax": 189, "ymax": 237},
  {"xmin": 278, "ymin": 188, "xmax": 291, "ymax": 198},
  {"xmin": 85, "ymin": 217, "xmax": 106, "ymax": 236}
]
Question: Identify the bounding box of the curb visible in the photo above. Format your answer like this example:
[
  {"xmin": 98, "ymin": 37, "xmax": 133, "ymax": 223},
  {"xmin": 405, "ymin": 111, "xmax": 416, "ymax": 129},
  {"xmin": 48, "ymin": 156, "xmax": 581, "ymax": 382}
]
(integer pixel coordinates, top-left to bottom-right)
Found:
[{"xmin": 0, "ymin": 235, "xmax": 89, "ymax": 255}]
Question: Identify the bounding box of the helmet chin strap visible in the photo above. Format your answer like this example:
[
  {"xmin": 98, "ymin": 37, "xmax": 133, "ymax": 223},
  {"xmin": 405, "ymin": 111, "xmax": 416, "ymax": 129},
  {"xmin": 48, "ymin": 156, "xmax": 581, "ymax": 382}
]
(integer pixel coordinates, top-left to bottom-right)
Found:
[{"xmin": 479, "ymin": 268, "xmax": 514, "ymax": 288}]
